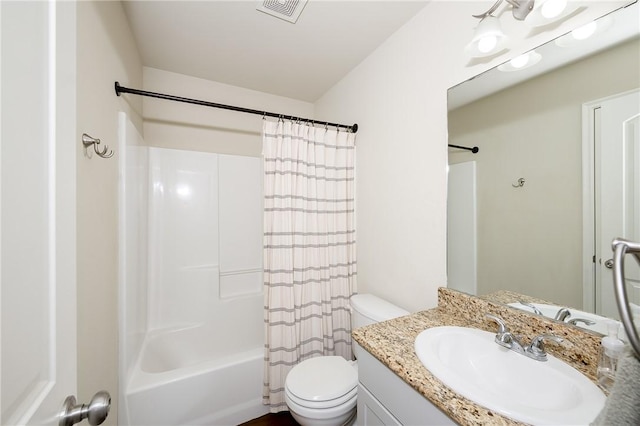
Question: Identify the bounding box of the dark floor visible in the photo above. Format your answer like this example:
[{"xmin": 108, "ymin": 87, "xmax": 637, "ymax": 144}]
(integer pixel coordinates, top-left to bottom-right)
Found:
[{"xmin": 238, "ymin": 411, "xmax": 299, "ymax": 426}]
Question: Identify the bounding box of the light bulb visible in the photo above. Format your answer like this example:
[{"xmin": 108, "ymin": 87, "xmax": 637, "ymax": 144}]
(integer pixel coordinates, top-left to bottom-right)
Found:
[
  {"xmin": 541, "ymin": 0, "xmax": 567, "ymax": 19},
  {"xmin": 510, "ymin": 54, "xmax": 530, "ymax": 69},
  {"xmin": 478, "ymin": 35, "xmax": 498, "ymax": 53},
  {"xmin": 572, "ymin": 21, "xmax": 597, "ymax": 40},
  {"xmin": 498, "ymin": 50, "xmax": 541, "ymax": 72},
  {"xmin": 466, "ymin": 15, "xmax": 506, "ymax": 57}
]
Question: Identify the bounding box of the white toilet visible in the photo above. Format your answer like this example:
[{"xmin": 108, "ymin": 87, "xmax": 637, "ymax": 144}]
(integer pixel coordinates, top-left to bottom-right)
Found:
[{"xmin": 284, "ymin": 294, "xmax": 409, "ymax": 426}]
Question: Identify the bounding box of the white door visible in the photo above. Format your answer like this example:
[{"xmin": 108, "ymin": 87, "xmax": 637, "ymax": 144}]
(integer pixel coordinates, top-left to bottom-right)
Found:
[
  {"xmin": 594, "ymin": 90, "xmax": 640, "ymax": 319},
  {"xmin": 1, "ymin": 2, "xmax": 79, "ymax": 424}
]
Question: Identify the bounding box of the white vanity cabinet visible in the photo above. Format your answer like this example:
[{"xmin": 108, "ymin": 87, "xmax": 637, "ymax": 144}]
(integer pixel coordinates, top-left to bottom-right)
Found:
[{"xmin": 356, "ymin": 348, "xmax": 455, "ymax": 426}]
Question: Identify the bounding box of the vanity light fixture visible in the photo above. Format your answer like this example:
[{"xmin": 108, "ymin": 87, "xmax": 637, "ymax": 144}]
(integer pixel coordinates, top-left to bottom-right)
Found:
[
  {"xmin": 467, "ymin": 0, "xmax": 572, "ymax": 57},
  {"xmin": 555, "ymin": 15, "xmax": 614, "ymax": 47},
  {"xmin": 497, "ymin": 50, "xmax": 542, "ymax": 72},
  {"xmin": 471, "ymin": 0, "xmax": 536, "ymax": 22},
  {"xmin": 525, "ymin": 0, "xmax": 573, "ymax": 27},
  {"xmin": 540, "ymin": 0, "xmax": 567, "ymax": 18},
  {"xmin": 465, "ymin": 15, "xmax": 508, "ymax": 57},
  {"xmin": 572, "ymin": 21, "xmax": 598, "ymax": 40},
  {"xmin": 466, "ymin": 0, "xmax": 535, "ymax": 57}
]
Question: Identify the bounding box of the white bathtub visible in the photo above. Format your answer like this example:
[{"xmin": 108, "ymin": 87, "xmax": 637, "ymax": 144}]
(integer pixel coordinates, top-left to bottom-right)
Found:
[{"xmin": 126, "ymin": 323, "xmax": 268, "ymax": 426}]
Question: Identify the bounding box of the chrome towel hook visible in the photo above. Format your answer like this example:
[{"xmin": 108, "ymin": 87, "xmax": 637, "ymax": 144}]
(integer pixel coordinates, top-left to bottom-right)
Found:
[
  {"xmin": 512, "ymin": 178, "xmax": 525, "ymax": 188},
  {"xmin": 82, "ymin": 133, "xmax": 114, "ymax": 158}
]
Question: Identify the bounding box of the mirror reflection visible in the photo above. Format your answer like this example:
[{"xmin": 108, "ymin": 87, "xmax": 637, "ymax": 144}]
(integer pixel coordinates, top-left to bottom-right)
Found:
[{"xmin": 447, "ymin": 1, "xmax": 640, "ymax": 332}]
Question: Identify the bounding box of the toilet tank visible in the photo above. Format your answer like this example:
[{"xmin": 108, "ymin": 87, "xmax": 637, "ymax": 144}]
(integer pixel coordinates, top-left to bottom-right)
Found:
[{"xmin": 350, "ymin": 294, "xmax": 409, "ymax": 329}]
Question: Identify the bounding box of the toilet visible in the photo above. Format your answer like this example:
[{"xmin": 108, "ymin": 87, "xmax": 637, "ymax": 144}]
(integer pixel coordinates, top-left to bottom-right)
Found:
[{"xmin": 284, "ymin": 294, "xmax": 409, "ymax": 426}]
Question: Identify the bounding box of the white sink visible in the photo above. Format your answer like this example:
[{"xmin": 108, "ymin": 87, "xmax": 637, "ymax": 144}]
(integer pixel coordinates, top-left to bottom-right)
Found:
[
  {"xmin": 507, "ymin": 302, "xmax": 613, "ymax": 335},
  {"xmin": 415, "ymin": 326, "xmax": 605, "ymax": 425}
]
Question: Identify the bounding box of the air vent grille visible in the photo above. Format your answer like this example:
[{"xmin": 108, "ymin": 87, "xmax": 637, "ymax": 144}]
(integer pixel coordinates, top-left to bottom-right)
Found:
[{"xmin": 256, "ymin": 0, "xmax": 308, "ymax": 24}]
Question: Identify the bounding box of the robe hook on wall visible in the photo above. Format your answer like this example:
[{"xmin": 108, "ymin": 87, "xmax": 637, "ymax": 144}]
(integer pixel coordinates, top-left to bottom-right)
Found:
[
  {"xmin": 82, "ymin": 133, "xmax": 114, "ymax": 159},
  {"xmin": 512, "ymin": 178, "xmax": 525, "ymax": 188}
]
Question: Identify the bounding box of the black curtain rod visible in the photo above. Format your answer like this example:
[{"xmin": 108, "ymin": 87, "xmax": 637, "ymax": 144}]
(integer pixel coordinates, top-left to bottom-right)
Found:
[
  {"xmin": 114, "ymin": 82, "xmax": 358, "ymax": 133},
  {"xmin": 448, "ymin": 144, "xmax": 479, "ymax": 154}
]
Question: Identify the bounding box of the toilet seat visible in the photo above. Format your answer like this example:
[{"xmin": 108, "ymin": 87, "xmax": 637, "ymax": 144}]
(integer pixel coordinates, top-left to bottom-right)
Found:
[
  {"xmin": 286, "ymin": 385, "xmax": 357, "ymax": 410},
  {"xmin": 285, "ymin": 388, "xmax": 357, "ymax": 422},
  {"xmin": 285, "ymin": 356, "xmax": 358, "ymax": 409}
]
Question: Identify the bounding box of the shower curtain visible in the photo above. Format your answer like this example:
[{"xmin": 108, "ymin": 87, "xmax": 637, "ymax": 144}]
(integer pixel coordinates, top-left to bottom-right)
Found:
[{"xmin": 262, "ymin": 119, "xmax": 357, "ymax": 412}]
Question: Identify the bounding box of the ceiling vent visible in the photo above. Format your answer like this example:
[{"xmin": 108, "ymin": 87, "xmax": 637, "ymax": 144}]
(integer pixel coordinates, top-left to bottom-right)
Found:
[{"xmin": 256, "ymin": 0, "xmax": 308, "ymax": 24}]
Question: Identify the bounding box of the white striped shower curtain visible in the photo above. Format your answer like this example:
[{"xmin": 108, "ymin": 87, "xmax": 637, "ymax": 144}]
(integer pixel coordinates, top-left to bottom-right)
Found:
[{"xmin": 262, "ymin": 120, "xmax": 357, "ymax": 412}]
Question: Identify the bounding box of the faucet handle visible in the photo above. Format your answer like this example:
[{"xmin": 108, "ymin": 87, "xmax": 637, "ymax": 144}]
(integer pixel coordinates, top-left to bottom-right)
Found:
[
  {"xmin": 518, "ymin": 301, "xmax": 543, "ymax": 316},
  {"xmin": 554, "ymin": 307, "xmax": 572, "ymax": 321},
  {"xmin": 526, "ymin": 334, "xmax": 563, "ymax": 361},
  {"xmin": 568, "ymin": 318, "xmax": 596, "ymax": 326},
  {"xmin": 486, "ymin": 314, "xmax": 524, "ymax": 351},
  {"xmin": 485, "ymin": 314, "xmax": 508, "ymax": 333}
]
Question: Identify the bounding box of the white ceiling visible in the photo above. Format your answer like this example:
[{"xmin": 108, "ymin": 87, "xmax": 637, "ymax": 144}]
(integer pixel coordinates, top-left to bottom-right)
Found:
[{"xmin": 122, "ymin": 0, "xmax": 428, "ymax": 102}]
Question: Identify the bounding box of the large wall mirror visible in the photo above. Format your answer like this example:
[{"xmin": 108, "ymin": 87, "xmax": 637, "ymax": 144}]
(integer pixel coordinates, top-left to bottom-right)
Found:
[{"xmin": 447, "ymin": 1, "xmax": 640, "ymax": 332}]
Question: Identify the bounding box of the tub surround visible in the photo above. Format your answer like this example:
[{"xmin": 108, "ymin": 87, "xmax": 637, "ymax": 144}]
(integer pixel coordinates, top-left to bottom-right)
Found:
[
  {"xmin": 121, "ymin": 146, "xmax": 266, "ymax": 425},
  {"xmin": 352, "ymin": 287, "xmax": 603, "ymax": 425}
]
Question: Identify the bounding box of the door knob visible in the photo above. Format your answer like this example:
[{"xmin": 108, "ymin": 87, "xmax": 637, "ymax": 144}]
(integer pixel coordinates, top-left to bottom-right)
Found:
[
  {"xmin": 59, "ymin": 390, "xmax": 110, "ymax": 426},
  {"xmin": 604, "ymin": 259, "xmax": 614, "ymax": 269}
]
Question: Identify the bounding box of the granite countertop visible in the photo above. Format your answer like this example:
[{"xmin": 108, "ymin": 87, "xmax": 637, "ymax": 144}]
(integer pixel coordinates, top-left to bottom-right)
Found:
[{"xmin": 351, "ymin": 288, "xmax": 603, "ymax": 426}]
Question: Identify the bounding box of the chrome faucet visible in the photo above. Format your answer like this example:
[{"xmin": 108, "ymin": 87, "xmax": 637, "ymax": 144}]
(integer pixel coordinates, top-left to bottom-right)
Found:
[
  {"xmin": 485, "ymin": 314, "xmax": 526, "ymax": 354},
  {"xmin": 525, "ymin": 334, "xmax": 564, "ymax": 361},
  {"xmin": 486, "ymin": 314, "xmax": 563, "ymax": 362},
  {"xmin": 568, "ymin": 318, "xmax": 596, "ymax": 326},
  {"xmin": 518, "ymin": 301, "xmax": 543, "ymax": 315},
  {"xmin": 554, "ymin": 307, "xmax": 571, "ymax": 321}
]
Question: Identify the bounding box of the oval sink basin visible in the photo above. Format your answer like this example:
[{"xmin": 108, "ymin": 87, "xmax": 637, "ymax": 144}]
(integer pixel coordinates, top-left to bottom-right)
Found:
[
  {"xmin": 507, "ymin": 302, "xmax": 613, "ymax": 335},
  {"xmin": 415, "ymin": 326, "xmax": 605, "ymax": 425}
]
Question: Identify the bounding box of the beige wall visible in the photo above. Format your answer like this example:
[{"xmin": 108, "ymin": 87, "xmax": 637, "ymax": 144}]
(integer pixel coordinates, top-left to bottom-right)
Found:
[
  {"xmin": 142, "ymin": 67, "xmax": 314, "ymax": 156},
  {"xmin": 448, "ymin": 38, "xmax": 640, "ymax": 307},
  {"xmin": 70, "ymin": 0, "xmax": 629, "ymax": 421},
  {"xmin": 76, "ymin": 1, "xmax": 142, "ymax": 423},
  {"xmin": 314, "ymin": 1, "xmax": 625, "ymax": 313}
]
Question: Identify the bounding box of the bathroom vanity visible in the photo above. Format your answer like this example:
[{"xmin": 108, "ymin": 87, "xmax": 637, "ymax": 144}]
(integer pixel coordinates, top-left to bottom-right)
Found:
[
  {"xmin": 352, "ymin": 288, "xmax": 604, "ymax": 425},
  {"xmin": 357, "ymin": 348, "xmax": 454, "ymax": 425}
]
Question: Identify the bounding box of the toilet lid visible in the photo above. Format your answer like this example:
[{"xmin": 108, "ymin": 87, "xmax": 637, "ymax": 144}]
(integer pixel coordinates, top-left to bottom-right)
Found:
[{"xmin": 286, "ymin": 356, "xmax": 357, "ymax": 402}]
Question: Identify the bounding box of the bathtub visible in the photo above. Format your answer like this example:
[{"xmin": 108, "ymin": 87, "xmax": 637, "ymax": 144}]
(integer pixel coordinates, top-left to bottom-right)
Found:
[{"xmin": 126, "ymin": 323, "xmax": 268, "ymax": 425}]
